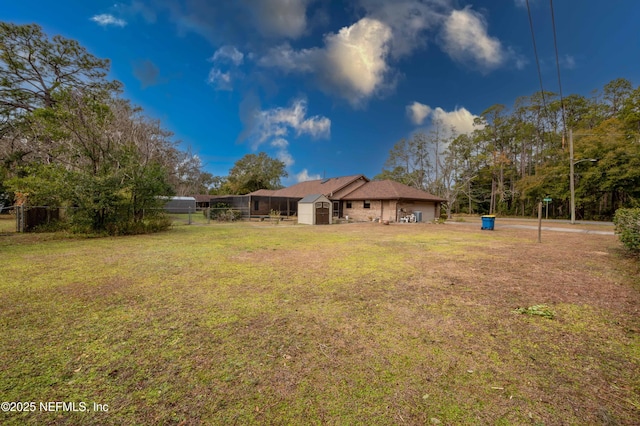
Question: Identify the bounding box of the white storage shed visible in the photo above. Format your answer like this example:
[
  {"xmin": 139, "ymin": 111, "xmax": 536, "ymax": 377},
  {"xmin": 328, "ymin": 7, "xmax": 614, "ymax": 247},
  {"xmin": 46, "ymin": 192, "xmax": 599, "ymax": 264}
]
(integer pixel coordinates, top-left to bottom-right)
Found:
[{"xmin": 297, "ymin": 194, "xmax": 332, "ymax": 225}]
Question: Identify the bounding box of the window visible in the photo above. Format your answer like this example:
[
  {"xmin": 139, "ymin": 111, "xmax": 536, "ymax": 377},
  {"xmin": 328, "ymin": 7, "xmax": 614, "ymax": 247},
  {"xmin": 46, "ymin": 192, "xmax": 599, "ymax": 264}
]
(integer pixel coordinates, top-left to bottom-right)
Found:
[
  {"xmin": 363, "ymin": 200, "xmax": 371, "ymax": 209},
  {"xmin": 346, "ymin": 201, "xmax": 352, "ymax": 209},
  {"xmin": 254, "ymin": 200, "xmax": 259, "ymax": 211}
]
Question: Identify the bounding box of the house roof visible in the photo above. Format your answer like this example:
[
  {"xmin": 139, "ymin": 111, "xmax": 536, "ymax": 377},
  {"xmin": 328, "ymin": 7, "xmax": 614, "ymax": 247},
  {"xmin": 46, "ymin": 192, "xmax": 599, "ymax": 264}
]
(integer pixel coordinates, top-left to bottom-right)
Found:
[
  {"xmin": 298, "ymin": 194, "xmax": 329, "ymax": 203},
  {"xmin": 250, "ymin": 189, "xmax": 279, "ymax": 196},
  {"xmin": 250, "ymin": 174, "xmax": 368, "ymax": 198},
  {"xmin": 340, "ymin": 180, "xmax": 446, "ymax": 202},
  {"xmin": 191, "ymin": 194, "xmax": 213, "ymax": 203}
]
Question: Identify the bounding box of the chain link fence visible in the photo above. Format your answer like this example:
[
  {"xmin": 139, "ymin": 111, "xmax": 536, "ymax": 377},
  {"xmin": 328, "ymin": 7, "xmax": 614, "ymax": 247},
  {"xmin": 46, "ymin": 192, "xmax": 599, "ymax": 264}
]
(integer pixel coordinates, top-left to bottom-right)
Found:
[{"xmin": 0, "ymin": 205, "xmax": 263, "ymax": 233}]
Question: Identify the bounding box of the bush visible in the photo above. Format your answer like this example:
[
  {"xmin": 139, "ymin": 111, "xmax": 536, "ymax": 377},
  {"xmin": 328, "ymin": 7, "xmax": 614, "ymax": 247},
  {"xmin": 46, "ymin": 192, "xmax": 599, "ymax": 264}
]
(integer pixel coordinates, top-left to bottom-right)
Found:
[
  {"xmin": 269, "ymin": 209, "xmax": 281, "ymax": 224},
  {"xmin": 104, "ymin": 217, "xmax": 172, "ymax": 236},
  {"xmin": 613, "ymin": 208, "xmax": 640, "ymax": 253},
  {"xmin": 32, "ymin": 220, "xmax": 69, "ymax": 233},
  {"xmin": 209, "ymin": 208, "xmax": 242, "ymax": 222}
]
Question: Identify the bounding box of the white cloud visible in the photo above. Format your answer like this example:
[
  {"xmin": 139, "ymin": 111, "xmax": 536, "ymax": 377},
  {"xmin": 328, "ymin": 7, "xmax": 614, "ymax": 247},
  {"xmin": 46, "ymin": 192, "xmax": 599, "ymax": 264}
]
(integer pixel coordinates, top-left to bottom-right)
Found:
[
  {"xmin": 255, "ymin": 99, "xmax": 330, "ymax": 144},
  {"xmin": 207, "ymin": 69, "xmax": 233, "ymax": 91},
  {"xmin": 431, "ymin": 106, "xmax": 480, "ymax": 135},
  {"xmin": 211, "ymin": 45, "xmax": 244, "ymax": 65},
  {"xmin": 240, "ymin": 98, "xmax": 331, "ymax": 169},
  {"xmin": 408, "ymin": 103, "xmax": 480, "ymax": 135},
  {"xmin": 441, "ymin": 7, "xmax": 505, "ymax": 71},
  {"xmin": 296, "ymin": 169, "xmax": 321, "ymax": 182},
  {"xmin": 270, "ymin": 138, "xmax": 289, "ymax": 149},
  {"xmin": 276, "ymin": 150, "xmax": 295, "ymax": 167},
  {"xmin": 407, "ymin": 101, "xmax": 433, "ymax": 125},
  {"xmin": 254, "ymin": 2, "xmax": 513, "ymax": 104},
  {"xmin": 207, "ymin": 46, "xmax": 245, "ymax": 91},
  {"xmin": 259, "ymin": 18, "xmax": 393, "ymax": 106},
  {"xmin": 91, "ymin": 14, "xmax": 127, "ymax": 27},
  {"xmin": 322, "ymin": 18, "xmax": 392, "ymax": 105},
  {"xmin": 270, "ymin": 138, "xmax": 294, "ymax": 166},
  {"xmin": 358, "ymin": 0, "xmax": 448, "ymax": 58}
]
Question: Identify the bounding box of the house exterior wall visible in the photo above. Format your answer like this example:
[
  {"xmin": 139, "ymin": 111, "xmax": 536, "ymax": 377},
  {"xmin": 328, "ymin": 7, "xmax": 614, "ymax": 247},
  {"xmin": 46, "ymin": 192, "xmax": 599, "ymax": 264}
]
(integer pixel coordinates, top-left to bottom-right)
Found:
[
  {"xmin": 343, "ymin": 200, "xmax": 384, "ymax": 222},
  {"xmin": 397, "ymin": 201, "xmax": 438, "ymax": 222},
  {"xmin": 250, "ymin": 197, "xmax": 271, "ymax": 216},
  {"xmin": 381, "ymin": 200, "xmax": 398, "ymax": 222},
  {"xmin": 343, "ymin": 199, "xmax": 439, "ymax": 222}
]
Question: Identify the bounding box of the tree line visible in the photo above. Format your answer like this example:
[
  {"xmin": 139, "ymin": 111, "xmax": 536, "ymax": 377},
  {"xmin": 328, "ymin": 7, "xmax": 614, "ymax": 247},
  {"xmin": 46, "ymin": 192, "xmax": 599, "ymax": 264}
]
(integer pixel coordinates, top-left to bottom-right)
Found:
[
  {"xmin": 0, "ymin": 22, "xmax": 217, "ymax": 233},
  {"xmin": 377, "ymin": 78, "xmax": 640, "ymax": 220}
]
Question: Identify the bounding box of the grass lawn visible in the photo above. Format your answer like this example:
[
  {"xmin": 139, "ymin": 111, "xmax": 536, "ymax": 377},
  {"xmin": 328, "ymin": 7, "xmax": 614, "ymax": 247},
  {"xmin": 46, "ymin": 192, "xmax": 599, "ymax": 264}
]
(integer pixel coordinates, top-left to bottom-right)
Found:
[
  {"xmin": 1, "ymin": 222, "xmax": 638, "ymax": 425},
  {"xmin": 0, "ymin": 215, "xmax": 15, "ymax": 233}
]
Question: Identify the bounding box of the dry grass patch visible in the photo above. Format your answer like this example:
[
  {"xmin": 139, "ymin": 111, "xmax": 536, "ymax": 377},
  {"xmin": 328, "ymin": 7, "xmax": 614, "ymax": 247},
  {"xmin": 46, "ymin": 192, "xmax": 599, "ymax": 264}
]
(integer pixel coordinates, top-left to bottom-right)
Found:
[{"xmin": 0, "ymin": 222, "xmax": 638, "ymax": 425}]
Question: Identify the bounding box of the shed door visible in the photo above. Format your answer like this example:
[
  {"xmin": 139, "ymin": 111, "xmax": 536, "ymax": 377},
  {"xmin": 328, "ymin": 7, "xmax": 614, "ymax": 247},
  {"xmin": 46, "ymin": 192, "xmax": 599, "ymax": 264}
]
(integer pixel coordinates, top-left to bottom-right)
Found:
[{"xmin": 315, "ymin": 202, "xmax": 330, "ymax": 225}]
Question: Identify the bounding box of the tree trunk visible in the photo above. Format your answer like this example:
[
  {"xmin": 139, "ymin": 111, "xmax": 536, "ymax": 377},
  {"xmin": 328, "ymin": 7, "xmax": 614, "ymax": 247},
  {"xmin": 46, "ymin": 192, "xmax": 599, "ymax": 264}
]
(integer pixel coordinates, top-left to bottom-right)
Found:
[{"xmin": 490, "ymin": 177, "xmax": 496, "ymax": 214}]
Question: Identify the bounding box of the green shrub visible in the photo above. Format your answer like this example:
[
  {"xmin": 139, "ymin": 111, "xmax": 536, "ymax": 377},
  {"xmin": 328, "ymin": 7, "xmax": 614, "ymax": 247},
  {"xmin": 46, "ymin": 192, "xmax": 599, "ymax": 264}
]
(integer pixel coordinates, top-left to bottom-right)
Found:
[
  {"xmin": 209, "ymin": 206, "xmax": 242, "ymax": 222},
  {"xmin": 32, "ymin": 220, "xmax": 69, "ymax": 233},
  {"xmin": 269, "ymin": 209, "xmax": 281, "ymax": 224},
  {"xmin": 613, "ymin": 208, "xmax": 640, "ymax": 253},
  {"xmin": 104, "ymin": 216, "xmax": 172, "ymax": 236}
]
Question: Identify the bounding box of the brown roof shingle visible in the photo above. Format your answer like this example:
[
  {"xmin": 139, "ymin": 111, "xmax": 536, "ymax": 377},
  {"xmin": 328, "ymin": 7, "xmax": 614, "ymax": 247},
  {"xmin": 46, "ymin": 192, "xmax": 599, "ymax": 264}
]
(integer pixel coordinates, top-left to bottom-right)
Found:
[
  {"xmin": 341, "ymin": 180, "xmax": 445, "ymax": 202},
  {"xmin": 250, "ymin": 175, "xmax": 368, "ymax": 198},
  {"xmin": 249, "ymin": 189, "xmax": 279, "ymax": 196},
  {"xmin": 191, "ymin": 194, "xmax": 213, "ymax": 203}
]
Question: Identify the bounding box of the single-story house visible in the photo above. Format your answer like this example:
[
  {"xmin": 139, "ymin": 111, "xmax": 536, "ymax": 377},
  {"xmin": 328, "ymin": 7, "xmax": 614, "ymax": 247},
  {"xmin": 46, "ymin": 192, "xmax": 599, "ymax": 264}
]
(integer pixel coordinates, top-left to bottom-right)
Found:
[
  {"xmin": 297, "ymin": 194, "xmax": 332, "ymax": 225},
  {"xmin": 339, "ymin": 180, "xmax": 444, "ymax": 222},
  {"xmin": 245, "ymin": 175, "xmax": 445, "ymax": 223}
]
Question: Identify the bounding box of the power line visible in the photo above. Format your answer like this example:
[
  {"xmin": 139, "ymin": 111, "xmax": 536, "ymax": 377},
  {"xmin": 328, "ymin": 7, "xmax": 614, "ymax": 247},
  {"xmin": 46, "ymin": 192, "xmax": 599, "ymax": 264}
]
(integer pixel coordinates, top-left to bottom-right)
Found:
[
  {"xmin": 549, "ymin": 0, "xmax": 568, "ymax": 146},
  {"xmin": 525, "ymin": 0, "xmax": 551, "ymax": 142}
]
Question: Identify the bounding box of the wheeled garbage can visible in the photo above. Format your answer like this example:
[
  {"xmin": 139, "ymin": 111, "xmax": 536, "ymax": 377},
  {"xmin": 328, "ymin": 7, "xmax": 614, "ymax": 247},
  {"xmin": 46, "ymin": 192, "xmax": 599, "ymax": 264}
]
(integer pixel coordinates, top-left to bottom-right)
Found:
[{"xmin": 481, "ymin": 215, "xmax": 495, "ymax": 230}]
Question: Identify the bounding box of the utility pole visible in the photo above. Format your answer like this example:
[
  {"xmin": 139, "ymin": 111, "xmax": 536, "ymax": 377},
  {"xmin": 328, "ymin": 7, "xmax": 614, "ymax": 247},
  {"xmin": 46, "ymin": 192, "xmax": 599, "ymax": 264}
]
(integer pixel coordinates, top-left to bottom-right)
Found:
[
  {"xmin": 537, "ymin": 201, "xmax": 542, "ymax": 243},
  {"xmin": 569, "ymin": 129, "xmax": 576, "ymax": 225},
  {"xmin": 569, "ymin": 129, "xmax": 598, "ymax": 225}
]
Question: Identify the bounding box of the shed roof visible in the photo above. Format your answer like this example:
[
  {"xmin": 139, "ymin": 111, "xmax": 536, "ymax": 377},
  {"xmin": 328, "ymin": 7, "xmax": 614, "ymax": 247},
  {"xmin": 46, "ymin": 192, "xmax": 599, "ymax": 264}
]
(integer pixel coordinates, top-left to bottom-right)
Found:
[
  {"xmin": 298, "ymin": 194, "xmax": 329, "ymax": 203},
  {"xmin": 341, "ymin": 180, "xmax": 446, "ymax": 202}
]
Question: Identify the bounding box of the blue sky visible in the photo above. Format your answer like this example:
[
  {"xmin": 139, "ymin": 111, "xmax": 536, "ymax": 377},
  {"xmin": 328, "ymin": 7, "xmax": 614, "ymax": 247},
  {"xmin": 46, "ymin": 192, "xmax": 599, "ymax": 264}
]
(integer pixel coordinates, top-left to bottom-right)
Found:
[{"xmin": 3, "ymin": 1, "xmax": 639, "ymax": 184}]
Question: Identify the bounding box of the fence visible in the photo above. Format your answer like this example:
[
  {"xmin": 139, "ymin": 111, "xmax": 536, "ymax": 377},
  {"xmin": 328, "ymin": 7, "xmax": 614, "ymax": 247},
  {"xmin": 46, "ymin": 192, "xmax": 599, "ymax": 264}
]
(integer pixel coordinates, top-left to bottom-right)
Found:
[
  {"xmin": 0, "ymin": 205, "xmax": 262, "ymax": 233},
  {"xmin": 4, "ymin": 205, "xmax": 79, "ymax": 233}
]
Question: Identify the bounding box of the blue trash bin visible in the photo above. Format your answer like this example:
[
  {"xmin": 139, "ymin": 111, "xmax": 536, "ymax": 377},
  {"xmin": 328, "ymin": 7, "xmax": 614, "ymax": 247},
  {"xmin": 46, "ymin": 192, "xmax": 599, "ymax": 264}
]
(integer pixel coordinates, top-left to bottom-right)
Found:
[{"xmin": 481, "ymin": 215, "xmax": 495, "ymax": 230}]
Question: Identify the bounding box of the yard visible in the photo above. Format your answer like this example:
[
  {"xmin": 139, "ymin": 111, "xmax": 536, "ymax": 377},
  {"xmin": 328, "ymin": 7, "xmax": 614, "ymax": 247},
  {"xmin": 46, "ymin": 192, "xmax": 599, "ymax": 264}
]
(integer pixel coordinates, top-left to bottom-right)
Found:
[{"xmin": 0, "ymin": 221, "xmax": 638, "ymax": 425}]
